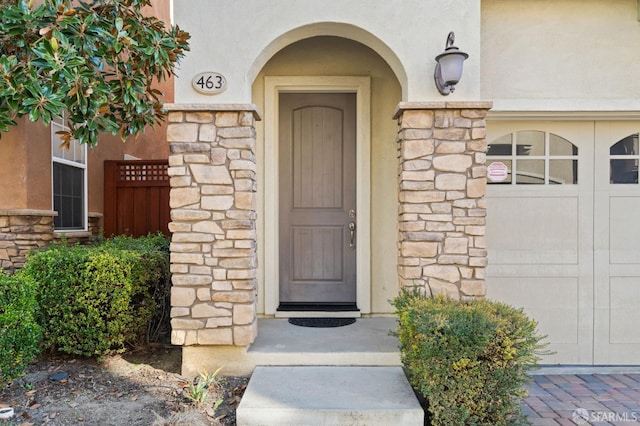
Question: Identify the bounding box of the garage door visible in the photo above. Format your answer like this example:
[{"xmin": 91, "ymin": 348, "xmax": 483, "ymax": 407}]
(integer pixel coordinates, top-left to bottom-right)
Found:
[{"xmin": 486, "ymin": 120, "xmax": 640, "ymax": 365}]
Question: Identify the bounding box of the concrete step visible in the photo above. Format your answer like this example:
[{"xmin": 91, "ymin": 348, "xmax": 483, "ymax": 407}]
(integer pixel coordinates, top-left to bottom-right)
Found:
[
  {"xmin": 236, "ymin": 366, "xmax": 424, "ymax": 426},
  {"xmin": 246, "ymin": 317, "xmax": 401, "ymax": 367},
  {"xmin": 182, "ymin": 318, "xmax": 401, "ymax": 376}
]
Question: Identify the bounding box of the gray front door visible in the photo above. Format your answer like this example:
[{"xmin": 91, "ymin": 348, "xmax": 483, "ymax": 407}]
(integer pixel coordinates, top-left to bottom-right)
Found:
[{"xmin": 279, "ymin": 93, "xmax": 357, "ymax": 306}]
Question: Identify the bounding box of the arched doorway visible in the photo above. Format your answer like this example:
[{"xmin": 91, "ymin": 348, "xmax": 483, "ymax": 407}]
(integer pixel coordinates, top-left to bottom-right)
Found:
[{"xmin": 251, "ymin": 36, "xmax": 402, "ymax": 315}]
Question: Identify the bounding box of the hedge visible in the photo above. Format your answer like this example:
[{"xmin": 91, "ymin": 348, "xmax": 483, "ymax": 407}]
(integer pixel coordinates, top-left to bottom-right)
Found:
[
  {"xmin": 0, "ymin": 271, "xmax": 41, "ymax": 385},
  {"xmin": 393, "ymin": 291, "xmax": 547, "ymax": 426},
  {"xmin": 23, "ymin": 234, "xmax": 170, "ymax": 357}
]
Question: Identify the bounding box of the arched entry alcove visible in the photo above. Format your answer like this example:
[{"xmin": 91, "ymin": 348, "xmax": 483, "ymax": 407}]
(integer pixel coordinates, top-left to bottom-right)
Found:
[
  {"xmin": 248, "ymin": 22, "xmax": 408, "ymax": 99},
  {"xmin": 251, "ymin": 34, "xmax": 403, "ymax": 316}
]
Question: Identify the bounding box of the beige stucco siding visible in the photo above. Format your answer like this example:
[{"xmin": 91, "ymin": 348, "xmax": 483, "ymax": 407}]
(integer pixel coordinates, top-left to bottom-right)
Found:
[
  {"xmin": 174, "ymin": 0, "xmax": 482, "ymax": 103},
  {"xmin": 0, "ymin": 121, "xmax": 171, "ymax": 217},
  {"xmin": 0, "ymin": 118, "xmax": 51, "ymax": 211},
  {"xmin": 0, "ymin": 106, "xmax": 171, "ymax": 219},
  {"xmin": 252, "ymin": 37, "xmax": 401, "ymax": 314},
  {"xmin": 482, "ymin": 0, "xmax": 640, "ymax": 111}
]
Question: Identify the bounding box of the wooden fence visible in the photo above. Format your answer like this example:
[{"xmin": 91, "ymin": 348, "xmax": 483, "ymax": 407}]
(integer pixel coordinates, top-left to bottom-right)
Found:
[{"xmin": 103, "ymin": 160, "xmax": 170, "ymax": 238}]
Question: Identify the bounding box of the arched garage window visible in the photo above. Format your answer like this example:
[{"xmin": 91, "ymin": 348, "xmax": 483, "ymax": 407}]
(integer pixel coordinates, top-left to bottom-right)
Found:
[
  {"xmin": 487, "ymin": 131, "xmax": 578, "ymax": 185},
  {"xmin": 610, "ymin": 133, "xmax": 639, "ymax": 184}
]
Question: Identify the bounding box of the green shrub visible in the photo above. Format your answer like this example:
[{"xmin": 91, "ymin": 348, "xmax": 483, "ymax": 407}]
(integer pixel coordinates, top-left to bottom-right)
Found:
[
  {"xmin": 23, "ymin": 234, "xmax": 170, "ymax": 357},
  {"xmin": 0, "ymin": 272, "xmax": 41, "ymax": 384},
  {"xmin": 393, "ymin": 291, "xmax": 547, "ymax": 426},
  {"xmin": 100, "ymin": 233, "xmax": 171, "ymax": 343}
]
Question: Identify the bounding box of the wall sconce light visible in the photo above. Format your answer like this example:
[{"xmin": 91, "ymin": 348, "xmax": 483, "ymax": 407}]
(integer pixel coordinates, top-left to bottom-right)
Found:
[{"xmin": 434, "ymin": 31, "xmax": 469, "ymax": 95}]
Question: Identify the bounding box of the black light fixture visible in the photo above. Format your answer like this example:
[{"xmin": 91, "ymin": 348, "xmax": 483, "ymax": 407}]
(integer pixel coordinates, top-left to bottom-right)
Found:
[{"xmin": 434, "ymin": 31, "xmax": 469, "ymax": 95}]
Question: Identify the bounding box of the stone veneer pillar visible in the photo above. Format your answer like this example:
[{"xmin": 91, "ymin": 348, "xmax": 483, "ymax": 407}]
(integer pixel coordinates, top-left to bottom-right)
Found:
[
  {"xmin": 395, "ymin": 102, "xmax": 492, "ymax": 300},
  {"xmin": 166, "ymin": 104, "xmax": 260, "ymax": 348}
]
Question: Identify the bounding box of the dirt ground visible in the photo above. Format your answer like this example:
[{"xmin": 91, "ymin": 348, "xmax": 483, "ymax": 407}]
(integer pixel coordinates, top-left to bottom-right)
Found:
[{"xmin": 0, "ymin": 345, "xmax": 248, "ymax": 426}]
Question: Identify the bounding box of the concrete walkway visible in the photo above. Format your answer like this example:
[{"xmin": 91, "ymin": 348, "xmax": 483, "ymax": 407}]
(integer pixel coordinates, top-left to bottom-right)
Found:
[
  {"xmin": 521, "ymin": 373, "xmax": 640, "ymax": 425},
  {"xmin": 244, "ymin": 319, "xmax": 640, "ymax": 425}
]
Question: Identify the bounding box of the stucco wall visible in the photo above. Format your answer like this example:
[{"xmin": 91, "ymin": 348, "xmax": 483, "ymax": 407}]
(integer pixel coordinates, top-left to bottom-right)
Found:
[
  {"xmin": 482, "ymin": 0, "xmax": 640, "ymax": 111},
  {"xmin": 173, "ymin": 0, "xmax": 481, "ymax": 104},
  {"xmin": 0, "ymin": 118, "xmax": 51, "ymax": 211},
  {"xmin": 0, "ymin": 120, "xmax": 30, "ymax": 210},
  {"xmin": 0, "ymin": 101, "xmax": 172, "ymax": 221},
  {"xmin": 0, "ymin": 119, "xmax": 171, "ymax": 220},
  {"xmin": 252, "ymin": 36, "xmax": 402, "ymax": 314}
]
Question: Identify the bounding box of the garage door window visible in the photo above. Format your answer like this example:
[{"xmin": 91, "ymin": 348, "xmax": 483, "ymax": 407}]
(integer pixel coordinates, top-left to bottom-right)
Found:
[
  {"xmin": 610, "ymin": 133, "xmax": 639, "ymax": 184},
  {"xmin": 487, "ymin": 131, "xmax": 578, "ymax": 185}
]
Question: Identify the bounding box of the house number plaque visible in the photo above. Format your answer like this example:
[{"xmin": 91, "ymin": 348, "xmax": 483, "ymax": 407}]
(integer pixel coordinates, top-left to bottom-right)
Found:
[{"xmin": 192, "ymin": 72, "xmax": 227, "ymax": 95}]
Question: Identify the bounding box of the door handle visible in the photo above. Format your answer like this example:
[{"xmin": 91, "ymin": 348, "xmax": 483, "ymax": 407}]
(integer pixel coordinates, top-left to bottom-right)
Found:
[{"xmin": 348, "ymin": 222, "xmax": 356, "ymax": 248}]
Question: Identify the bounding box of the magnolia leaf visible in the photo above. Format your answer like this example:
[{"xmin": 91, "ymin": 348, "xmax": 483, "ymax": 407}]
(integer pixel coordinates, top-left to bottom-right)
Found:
[
  {"xmin": 0, "ymin": 0, "xmax": 190, "ymax": 146},
  {"xmin": 28, "ymin": 107, "xmax": 39, "ymax": 122},
  {"xmin": 56, "ymin": 130, "xmax": 72, "ymax": 151}
]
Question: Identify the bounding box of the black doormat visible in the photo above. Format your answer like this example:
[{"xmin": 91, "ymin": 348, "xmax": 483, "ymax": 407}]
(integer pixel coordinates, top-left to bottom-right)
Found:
[
  {"xmin": 288, "ymin": 317, "xmax": 356, "ymax": 328},
  {"xmin": 278, "ymin": 302, "xmax": 359, "ymax": 312}
]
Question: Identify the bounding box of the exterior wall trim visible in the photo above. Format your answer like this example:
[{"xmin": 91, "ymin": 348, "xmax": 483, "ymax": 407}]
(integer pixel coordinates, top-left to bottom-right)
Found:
[
  {"xmin": 488, "ymin": 110, "xmax": 640, "ymax": 121},
  {"xmin": 394, "ymin": 101, "xmax": 494, "ymax": 119},
  {"xmin": 0, "ymin": 209, "xmax": 57, "ymax": 217},
  {"xmin": 164, "ymin": 103, "xmax": 263, "ymax": 121}
]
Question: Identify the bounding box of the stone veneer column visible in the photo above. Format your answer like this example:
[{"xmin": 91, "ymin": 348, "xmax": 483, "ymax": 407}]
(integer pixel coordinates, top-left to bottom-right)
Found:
[
  {"xmin": 395, "ymin": 102, "xmax": 492, "ymax": 300},
  {"xmin": 166, "ymin": 105, "xmax": 260, "ymax": 347}
]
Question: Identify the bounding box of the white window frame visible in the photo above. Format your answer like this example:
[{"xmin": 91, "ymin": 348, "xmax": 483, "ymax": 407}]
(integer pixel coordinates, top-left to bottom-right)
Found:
[
  {"xmin": 609, "ymin": 133, "xmax": 640, "ymax": 184},
  {"xmin": 487, "ymin": 130, "xmax": 579, "ymax": 185},
  {"xmin": 51, "ymin": 115, "xmax": 88, "ymax": 232}
]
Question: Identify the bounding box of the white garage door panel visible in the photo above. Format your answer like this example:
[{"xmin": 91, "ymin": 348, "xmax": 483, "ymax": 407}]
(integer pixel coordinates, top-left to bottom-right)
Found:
[
  {"xmin": 487, "ymin": 121, "xmax": 594, "ymax": 365},
  {"xmin": 487, "ymin": 277, "xmax": 579, "ymax": 344},
  {"xmin": 488, "ymin": 120, "xmax": 640, "ymax": 365},
  {"xmin": 610, "ymin": 197, "xmax": 640, "ymax": 263},
  {"xmin": 609, "ymin": 278, "xmax": 640, "ymax": 344},
  {"xmin": 593, "ymin": 121, "xmax": 640, "ymax": 364},
  {"xmin": 487, "ymin": 264, "xmax": 579, "ymax": 277},
  {"xmin": 487, "ymin": 277, "xmax": 581, "ymax": 364},
  {"xmin": 487, "ymin": 196, "xmax": 578, "ymax": 264}
]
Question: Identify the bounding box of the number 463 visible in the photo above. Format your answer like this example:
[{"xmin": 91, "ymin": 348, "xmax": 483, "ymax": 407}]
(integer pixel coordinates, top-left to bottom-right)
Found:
[{"xmin": 192, "ymin": 72, "xmax": 226, "ymax": 94}]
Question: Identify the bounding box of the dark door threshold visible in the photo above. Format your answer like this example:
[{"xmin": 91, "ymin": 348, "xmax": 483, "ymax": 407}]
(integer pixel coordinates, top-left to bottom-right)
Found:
[{"xmin": 278, "ymin": 302, "xmax": 359, "ymax": 312}]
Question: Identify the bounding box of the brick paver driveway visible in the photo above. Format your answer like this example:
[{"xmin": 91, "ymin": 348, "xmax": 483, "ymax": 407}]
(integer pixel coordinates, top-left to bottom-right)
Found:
[{"xmin": 522, "ymin": 374, "xmax": 640, "ymax": 425}]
